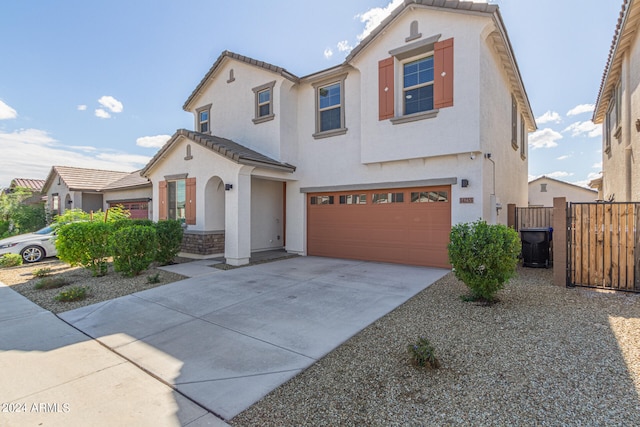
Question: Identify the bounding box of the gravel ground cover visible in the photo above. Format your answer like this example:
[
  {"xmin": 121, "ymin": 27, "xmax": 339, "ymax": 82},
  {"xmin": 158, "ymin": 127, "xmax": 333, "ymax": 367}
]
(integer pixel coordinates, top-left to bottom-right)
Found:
[
  {"xmin": 231, "ymin": 267, "xmax": 640, "ymax": 426},
  {"xmin": 0, "ymin": 258, "xmax": 186, "ymax": 314}
]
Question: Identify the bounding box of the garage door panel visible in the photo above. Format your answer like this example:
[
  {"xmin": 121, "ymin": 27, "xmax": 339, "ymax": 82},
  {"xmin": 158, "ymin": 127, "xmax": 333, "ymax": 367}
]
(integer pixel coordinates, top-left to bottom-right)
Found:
[{"xmin": 307, "ymin": 186, "xmax": 451, "ymax": 268}]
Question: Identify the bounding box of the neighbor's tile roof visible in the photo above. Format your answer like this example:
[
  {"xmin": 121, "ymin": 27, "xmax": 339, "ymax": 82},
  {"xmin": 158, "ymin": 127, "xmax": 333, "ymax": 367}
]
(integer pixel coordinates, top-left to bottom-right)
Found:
[
  {"xmin": 101, "ymin": 171, "xmax": 151, "ymax": 190},
  {"xmin": 140, "ymin": 129, "xmax": 296, "ymax": 177},
  {"xmin": 10, "ymin": 178, "xmax": 46, "ymax": 192},
  {"xmin": 42, "ymin": 166, "xmax": 133, "ymax": 193}
]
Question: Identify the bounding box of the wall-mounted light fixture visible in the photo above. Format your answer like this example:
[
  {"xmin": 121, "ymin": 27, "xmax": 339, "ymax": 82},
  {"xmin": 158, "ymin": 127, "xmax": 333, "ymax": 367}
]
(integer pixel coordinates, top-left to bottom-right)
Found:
[
  {"xmin": 225, "ymin": 184, "xmax": 233, "ymax": 191},
  {"xmin": 461, "ymin": 179, "xmax": 469, "ymax": 188},
  {"xmin": 67, "ymin": 200, "xmax": 73, "ymax": 205},
  {"xmin": 635, "ymin": 119, "xmax": 640, "ymax": 132}
]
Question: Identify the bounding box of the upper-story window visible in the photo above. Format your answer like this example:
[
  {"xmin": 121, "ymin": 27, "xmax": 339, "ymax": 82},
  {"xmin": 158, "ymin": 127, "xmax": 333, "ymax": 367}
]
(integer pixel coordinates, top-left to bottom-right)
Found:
[
  {"xmin": 381, "ymin": 36, "xmax": 454, "ymax": 124},
  {"xmin": 520, "ymin": 113, "xmax": 526, "ymax": 160},
  {"xmin": 312, "ymin": 73, "xmax": 348, "ymax": 139},
  {"xmin": 252, "ymin": 81, "xmax": 275, "ymax": 124},
  {"xmin": 196, "ymin": 104, "xmax": 211, "ymax": 134},
  {"xmin": 319, "ymin": 82, "xmax": 341, "ymax": 131},
  {"xmin": 403, "ymin": 56, "xmax": 434, "ymax": 115},
  {"xmin": 511, "ymin": 94, "xmax": 518, "ymax": 150}
]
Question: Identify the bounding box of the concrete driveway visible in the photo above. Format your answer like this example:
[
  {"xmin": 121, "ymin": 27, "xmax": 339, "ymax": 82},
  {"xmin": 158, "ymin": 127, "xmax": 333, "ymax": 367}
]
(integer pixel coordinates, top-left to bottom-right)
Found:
[{"xmin": 58, "ymin": 256, "xmax": 448, "ymax": 422}]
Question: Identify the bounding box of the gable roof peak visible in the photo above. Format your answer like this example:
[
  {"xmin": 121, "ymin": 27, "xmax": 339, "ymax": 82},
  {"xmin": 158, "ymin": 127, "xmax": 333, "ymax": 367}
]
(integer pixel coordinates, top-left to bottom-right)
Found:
[{"xmin": 183, "ymin": 50, "xmax": 300, "ymax": 111}]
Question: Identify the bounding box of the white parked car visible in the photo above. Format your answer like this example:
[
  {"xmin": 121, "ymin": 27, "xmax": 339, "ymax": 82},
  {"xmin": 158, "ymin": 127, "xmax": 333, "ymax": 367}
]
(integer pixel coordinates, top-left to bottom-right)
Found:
[{"xmin": 0, "ymin": 226, "xmax": 57, "ymax": 263}]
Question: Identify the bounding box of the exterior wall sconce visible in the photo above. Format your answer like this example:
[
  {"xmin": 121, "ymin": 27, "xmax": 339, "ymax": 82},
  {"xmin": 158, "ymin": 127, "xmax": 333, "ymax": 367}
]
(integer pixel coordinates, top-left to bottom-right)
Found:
[
  {"xmin": 461, "ymin": 179, "xmax": 469, "ymax": 188},
  {"xmin": 67, "ymin": 200, "xmax": 73, "ymax": 205},
  {"xmin": 635, "ymin": 119, "xmax": 640, "ymax": 132},
  {"xmin": 225, "ymin": 184, "xmax": 233, "ymax": 191}
]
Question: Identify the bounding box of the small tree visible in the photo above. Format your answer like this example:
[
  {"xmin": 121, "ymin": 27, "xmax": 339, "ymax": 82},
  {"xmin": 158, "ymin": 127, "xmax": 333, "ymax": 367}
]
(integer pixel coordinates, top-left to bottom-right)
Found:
[
  {"xmin": 154, "ymin": 220, "xmax": 184, "ymax": 265},
  {"xmin": 56, "ymin": 221, "xmax": 112, "ymax": 276},
  {"xmin": 448, "ymin": 220, "xmax": 520, "ymax": 302},
  {"xmin": 111, "ymin": 225, "xmax": 158, "ymax": 276}
]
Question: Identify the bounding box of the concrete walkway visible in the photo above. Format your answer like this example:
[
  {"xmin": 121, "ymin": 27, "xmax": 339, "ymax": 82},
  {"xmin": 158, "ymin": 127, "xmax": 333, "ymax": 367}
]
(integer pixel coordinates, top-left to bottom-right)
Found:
[{"xmin": 1, "ymin": 256, "xmax": 448, "ymax": 425}]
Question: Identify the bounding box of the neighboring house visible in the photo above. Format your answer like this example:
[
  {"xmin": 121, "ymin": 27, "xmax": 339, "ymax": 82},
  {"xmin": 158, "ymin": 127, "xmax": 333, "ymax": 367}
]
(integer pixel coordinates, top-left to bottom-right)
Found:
[
  {"xmin": 141, "ymin": 0, "xmax": 535, "ymax": 268},
  {"xmin": 528, "ymin": 176, "xmax": 597, "ymax": 207},
  {"xmin": 7, "ymin": 178, "xmax": 46, "ymax": 205},
  {"xmin": 43, "ymin": 166, "xmax": 152, "ymax": 218},
  {"xmin": 593, "ymin": 0, "xmax": 640, "ymax": 202}
]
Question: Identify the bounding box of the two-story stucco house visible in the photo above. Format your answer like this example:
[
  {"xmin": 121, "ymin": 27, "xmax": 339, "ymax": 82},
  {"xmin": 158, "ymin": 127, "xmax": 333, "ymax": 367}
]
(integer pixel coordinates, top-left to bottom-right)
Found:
[
  {"xmin": 141, "ymin": 0, "xmax": 535, "ymax": 268},
  {"xmin": 593, "ymin": 0, "xmax": 640, "ymax": 202}
]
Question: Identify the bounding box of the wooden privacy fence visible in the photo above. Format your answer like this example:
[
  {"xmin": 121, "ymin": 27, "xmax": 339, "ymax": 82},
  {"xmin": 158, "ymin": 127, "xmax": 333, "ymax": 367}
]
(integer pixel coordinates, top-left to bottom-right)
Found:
[
  {"xmin": 515, "ymin": 207, "xmax": 553, "ymax": 231},
  {"xmin": 568, "ymin": 202, "xmax": 640, "ymax": 292}
]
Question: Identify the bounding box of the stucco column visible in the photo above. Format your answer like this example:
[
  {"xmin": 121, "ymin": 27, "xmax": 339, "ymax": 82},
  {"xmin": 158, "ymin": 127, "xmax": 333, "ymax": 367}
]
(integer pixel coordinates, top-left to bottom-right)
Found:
[
  {"xmin": 225, "ymin": 167, "xmax": 252, "ymax": 266},
  {"xmin": 552, "ymin": 197, "xmax": 567, "ymax": 287}
]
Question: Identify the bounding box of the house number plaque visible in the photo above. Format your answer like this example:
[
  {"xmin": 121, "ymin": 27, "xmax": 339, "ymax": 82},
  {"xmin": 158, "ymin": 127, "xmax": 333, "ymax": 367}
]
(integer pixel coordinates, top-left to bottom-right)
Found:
[{"xmin": 459, "ymin": 197, "xmax": 474, "ymax": 204}]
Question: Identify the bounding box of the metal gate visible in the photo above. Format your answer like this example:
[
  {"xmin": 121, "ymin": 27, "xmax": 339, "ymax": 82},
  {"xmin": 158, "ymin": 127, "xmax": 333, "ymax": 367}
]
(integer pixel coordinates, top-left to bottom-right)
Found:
[{"xmin": 568, "ymin": 202, "xmax": 640, "ymax": 292}]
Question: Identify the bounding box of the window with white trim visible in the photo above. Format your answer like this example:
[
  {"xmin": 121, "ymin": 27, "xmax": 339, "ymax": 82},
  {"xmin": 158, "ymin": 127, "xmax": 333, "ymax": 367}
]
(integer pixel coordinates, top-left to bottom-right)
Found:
[{"xmin": 403, "ymin": 55, "xmax": 434, "ymax": 115}]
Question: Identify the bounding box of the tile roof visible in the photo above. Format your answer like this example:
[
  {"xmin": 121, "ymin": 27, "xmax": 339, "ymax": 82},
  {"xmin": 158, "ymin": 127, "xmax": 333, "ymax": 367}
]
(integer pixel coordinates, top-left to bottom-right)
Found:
[
  {"xmin": 593, "ymin": 0, "xmax": 639, "ymax": 123},
  {"xmin": 183, "ymin": 51, "xmax": 299, "ymax": 111},
  {"xmin": 42, "ymin": 166, "xmax": 134, "ymax": 193},
  {"xmin": 140, "ymin": 129, "xmax": 296, "ymax": 177},
  {"xmin": 101, "ymin": 171, "xmax": 151, "ymax": 190},
  {"xmin": 181, "ymin": 0, "xmax": 534, "ymax": 131},
  {"xmin": 9, "ymin": 178, "xmax": 46, "ymax": 192}
]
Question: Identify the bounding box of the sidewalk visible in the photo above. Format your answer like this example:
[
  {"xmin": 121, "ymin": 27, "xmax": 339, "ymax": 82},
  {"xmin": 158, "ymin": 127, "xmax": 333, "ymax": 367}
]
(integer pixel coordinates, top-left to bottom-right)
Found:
[{"xmin": 0, "ymin": 283, "xmax": 228, "ymax": 427}]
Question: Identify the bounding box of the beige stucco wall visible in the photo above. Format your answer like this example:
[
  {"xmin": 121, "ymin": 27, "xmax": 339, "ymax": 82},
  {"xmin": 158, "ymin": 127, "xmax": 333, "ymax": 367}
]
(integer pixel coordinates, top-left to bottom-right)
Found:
[{"xmin": 528, "ymin": 178, "xmax": 597, "ymax": 207}]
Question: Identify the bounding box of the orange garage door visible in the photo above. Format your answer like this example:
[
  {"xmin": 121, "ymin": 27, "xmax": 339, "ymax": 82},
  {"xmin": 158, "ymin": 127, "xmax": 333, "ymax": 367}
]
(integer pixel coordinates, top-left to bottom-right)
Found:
[{"xmin": 307, "ymin": 186, "xmax": 451, "ymax": 268}]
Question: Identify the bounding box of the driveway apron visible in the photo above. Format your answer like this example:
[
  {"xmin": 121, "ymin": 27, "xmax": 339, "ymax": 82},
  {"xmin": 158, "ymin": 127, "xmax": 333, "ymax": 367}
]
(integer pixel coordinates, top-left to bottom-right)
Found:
[{"xmin": 58, "ymin": 257, "xmax": 449, "ymax": 421}]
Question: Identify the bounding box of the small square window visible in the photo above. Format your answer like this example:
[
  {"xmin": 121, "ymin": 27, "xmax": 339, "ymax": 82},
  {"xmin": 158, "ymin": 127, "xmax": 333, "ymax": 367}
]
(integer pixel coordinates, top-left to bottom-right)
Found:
[{"xmin": 540, "ymin": 183, "xmax": 547, "ymax": 192}]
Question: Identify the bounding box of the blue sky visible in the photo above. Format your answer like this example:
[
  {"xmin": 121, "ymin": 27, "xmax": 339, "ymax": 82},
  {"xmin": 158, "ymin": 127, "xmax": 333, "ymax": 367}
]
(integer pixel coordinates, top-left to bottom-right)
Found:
[{"xmin": 0, "ymin": 0, "xmax": 622, "ymax": 189}]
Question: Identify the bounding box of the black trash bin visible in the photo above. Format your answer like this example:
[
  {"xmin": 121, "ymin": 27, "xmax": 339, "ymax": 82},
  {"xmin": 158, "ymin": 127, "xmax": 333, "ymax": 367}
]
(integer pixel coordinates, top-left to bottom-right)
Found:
[{"xmin": 520, "ymin": 227, "xmax": 552, "ymax": 268}]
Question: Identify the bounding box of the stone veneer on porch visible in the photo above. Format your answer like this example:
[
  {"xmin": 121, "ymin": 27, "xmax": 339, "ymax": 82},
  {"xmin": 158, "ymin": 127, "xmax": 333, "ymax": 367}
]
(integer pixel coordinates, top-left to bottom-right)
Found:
[{"xmin": 181, "ymin": 230, "xmax": 225, "ymax": 255}]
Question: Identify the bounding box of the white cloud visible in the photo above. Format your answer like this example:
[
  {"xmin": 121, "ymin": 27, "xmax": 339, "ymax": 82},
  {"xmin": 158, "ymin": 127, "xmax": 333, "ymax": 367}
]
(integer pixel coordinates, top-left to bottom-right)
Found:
[
  {"xmin": 546, "ymin": 171, "xmax": 573, "ymax": 179},
  {"xmin": 98, "ymin": 95, "xmax": 123, "ymax": 113},
  {"xmin": 77, "ymin": 104, "xmax": 87, "ymax": 111},
  {"xmin": 0, "ymin": 128, "xmax": 148, "ymax": 188},
  {"xmin": 136, "ymin": 134, "xmax": 171, "ymax": 149},
  {"xmin": 337, "ymin": 40, "xmax": 353, "ymax": 53},
  {"xmin": 573, "ymin": 172, "xmax": 603, "ymax": 189},
  {"xmin": 563, "ymin": 120, "xmax": 601, "ymax": 138},
  {"xmin": 356, "ymin": 0, "xmax": 404, "ymax": 41},
  {"xmin": 529, "ymin": 128, "xmax": 562, "ymax": 149},
  {"xmin": 567, "ymin": 104, "xmax": 595, "ymax": 116},
  {"xmin": 324, "ymin": 48, "xmax": 333, "ymax": 59},
  {"xmin": 0, "ymin": 100, "xmax": 18, "ymax": 120},
  {"xmin": 556, "ymin": 155, "xmax": 570, "ymax": 160},
  {"xmin": 593, "ymin": 162, "xmax": 602, "ymax": 169},
  {"xmin": 536, "ymin": 110, "xmax": 561, "ymax": 124},
  {"xmin": 95, "ymin": 108, "xmax": 111, "ymax": 119}
]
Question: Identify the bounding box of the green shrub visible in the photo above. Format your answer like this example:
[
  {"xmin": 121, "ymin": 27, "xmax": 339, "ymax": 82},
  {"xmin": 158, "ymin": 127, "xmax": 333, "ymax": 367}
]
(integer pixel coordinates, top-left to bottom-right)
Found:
[
  {"xmin": 32, "ymin": 267, "xmax": 52, "ymax": 278},
  {"xmin": 448, "ymin": 220, "xmax": 520, "ymax": 302},
  {"xmin": 147, "ymin": 272, "xmax": 161, "ymax": 284},
  {"xmin": 56, "ymin": 221, "xmax": 112, "ymax": 276},
  {"xmin": 111, "ymin": 225, "xmax": 158, "ymax": 276},
  {"xmin": 54, "ymin": 286, "xmax": 88, "ymax": 302},
  {"xmin": 154, "ymin": 220, "xmax": 184, "ymax": 265},
  {"xmin": 408, "ymin": 337, "xmax": 440, "ymax": 369},
  {"xmin": 35, "ymin": 277, "xmax": 70, "ymax": 290},
  {"xmin": 0, "ymin": 253, "xmax": 23, "ymax": 268},
  {"xmin": 111, "ymin": 218, "xmax": 154, "ymax": 231}
]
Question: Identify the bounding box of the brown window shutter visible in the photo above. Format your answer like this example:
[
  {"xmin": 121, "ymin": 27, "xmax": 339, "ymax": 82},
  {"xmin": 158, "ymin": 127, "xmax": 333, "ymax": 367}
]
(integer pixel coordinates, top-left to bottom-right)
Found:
[
  {"xmin": 378, "ymin": 57, "xmax": 395, "ymax": 120},
  {"xmin": 186, "ymin": 177, "xmax": 196, "ymax": 225},
  {"xmin": 434, "ymin": 38, "xmax": 454, "ymax": 109},
  {"xmin": 158, "ymin": 181, "xmax": 167, "ymax": 220}
]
